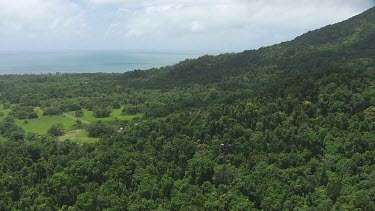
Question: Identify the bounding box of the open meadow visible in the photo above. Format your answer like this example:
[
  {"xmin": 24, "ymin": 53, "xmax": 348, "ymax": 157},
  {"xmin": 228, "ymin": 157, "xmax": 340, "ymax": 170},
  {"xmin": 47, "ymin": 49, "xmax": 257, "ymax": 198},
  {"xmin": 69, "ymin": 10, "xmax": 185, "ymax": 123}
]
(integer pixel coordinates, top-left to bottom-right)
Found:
[
  {"xmin": 65, "ymin": 106, "xmax": 142, "ymax": 125},
  {"xmin": 11, "ymin": 106, "xmax": 141, "ymax": 143}
]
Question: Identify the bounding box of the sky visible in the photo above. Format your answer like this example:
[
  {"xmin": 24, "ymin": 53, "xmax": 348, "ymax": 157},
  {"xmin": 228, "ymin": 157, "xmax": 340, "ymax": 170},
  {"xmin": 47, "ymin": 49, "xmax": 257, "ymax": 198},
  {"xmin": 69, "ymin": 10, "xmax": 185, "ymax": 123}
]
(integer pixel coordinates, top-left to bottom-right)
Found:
[{"xmin": 0, "ymin": 0, "xmax": 374, "ymax": 53}]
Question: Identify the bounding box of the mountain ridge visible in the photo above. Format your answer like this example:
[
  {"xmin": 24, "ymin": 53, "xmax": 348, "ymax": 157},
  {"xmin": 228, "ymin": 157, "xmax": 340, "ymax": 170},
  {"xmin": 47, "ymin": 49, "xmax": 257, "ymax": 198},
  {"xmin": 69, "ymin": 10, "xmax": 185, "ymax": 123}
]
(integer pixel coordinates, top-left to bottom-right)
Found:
[{"xmin": 122, "ymin": 6, "xmax": 375, "ymax": 89}]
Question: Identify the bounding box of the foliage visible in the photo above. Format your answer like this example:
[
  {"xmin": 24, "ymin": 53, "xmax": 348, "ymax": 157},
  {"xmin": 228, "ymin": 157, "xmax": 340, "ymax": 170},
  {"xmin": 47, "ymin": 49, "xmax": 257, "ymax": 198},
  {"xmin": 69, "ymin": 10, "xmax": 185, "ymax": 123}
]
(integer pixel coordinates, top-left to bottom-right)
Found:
[
  {"xmin": 87, "ymin": 121, "xmax": 113, "ymax": 138},
  {"xmin": 47, "ymin": 123, "xmax": 65, "ymax": 136},
  {"xmin": 43, "ymin": 106, "xmax": 62, "ymax": 116},
  {"xmin": 0, "ymin": 7, "xmax": 374, "ymax": 210},
  {"xmin": 93, "ymin": 106, "xmax": 112, "ymax": 118},
  {"xmin": 9, "ymin": 105, "xmax": 38, "ymax": 120},
  {"xmin": 74, "ymin": 110, "xmax": 83, "ymax": 118}
]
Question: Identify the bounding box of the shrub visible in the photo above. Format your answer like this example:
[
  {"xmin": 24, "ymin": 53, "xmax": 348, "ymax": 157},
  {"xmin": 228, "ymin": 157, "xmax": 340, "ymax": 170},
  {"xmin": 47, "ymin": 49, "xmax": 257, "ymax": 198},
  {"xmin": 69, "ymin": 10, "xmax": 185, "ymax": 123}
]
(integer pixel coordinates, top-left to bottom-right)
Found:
[
  {"xmin": 43, "ymin": 107, "xmax": 62, "ymax": 116},
  {"xmin": 93, "ymin": 107, "xmax": 111, "ymax": 118},
  {"xmin": 88, "ymin": 121, "xmax": 112, "ymax": 138},
  {"xmin": 75, "ymin": 110, "xmax": 84, "ymax": 118},
  {"xmin": 47, "ymin": 123, "xmax": 65, "ymax": 136}
]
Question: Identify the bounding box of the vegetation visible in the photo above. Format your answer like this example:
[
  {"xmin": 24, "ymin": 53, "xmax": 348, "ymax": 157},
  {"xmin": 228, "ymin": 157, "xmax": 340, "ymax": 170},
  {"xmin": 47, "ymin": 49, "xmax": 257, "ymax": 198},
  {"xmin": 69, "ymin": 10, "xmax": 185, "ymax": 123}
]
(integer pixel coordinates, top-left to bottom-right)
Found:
[
  {"xmin": 0, "ymin": 7, "xmax": 374, "ymax": 210},
  {"xmin": 93, "ymin": 106, "xmax": 112, "ymax": 118},
  {"xmin": 15, "ymin": 115, "xmax": 76, "ymax": 134},
  {"xmin": 47, "ymin": 123, "xmax": 65, "ymax": 137},
  {"xmin": 58, "ymin": 130, "xmax": 98, "ymax": 144},
  {"xmin": 66, "ymin": 108, "xmax": 142, "ymax": 125}
]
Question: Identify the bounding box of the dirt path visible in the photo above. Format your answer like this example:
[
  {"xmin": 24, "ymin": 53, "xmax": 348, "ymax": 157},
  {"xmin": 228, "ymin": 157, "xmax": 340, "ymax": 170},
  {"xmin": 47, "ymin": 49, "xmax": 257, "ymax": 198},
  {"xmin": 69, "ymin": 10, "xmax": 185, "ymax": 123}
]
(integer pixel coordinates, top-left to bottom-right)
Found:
[{"xmin": 63, "ymin": 113, "xmax": 91, "ymax": 125}]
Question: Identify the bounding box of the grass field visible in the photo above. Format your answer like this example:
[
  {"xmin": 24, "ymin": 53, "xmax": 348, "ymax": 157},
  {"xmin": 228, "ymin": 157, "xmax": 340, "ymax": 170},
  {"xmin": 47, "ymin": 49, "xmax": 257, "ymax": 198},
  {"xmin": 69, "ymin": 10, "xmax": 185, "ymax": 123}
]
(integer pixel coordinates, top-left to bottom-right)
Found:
[
  {"xmin": 14, "ymin": 106, "xmax": 81, "ymax": 134},
  {"xmin": 59, "ymin": 129, "xmax": 98, "ymax": 144},
  {"xmin": 16, "ymin": 115, "xmax": 80, "ymax": 134},
  {"xmin": 66, "ymin": 107, "xmax": 142, "ymax": 125},
  {"xmin": 5, "ymin": 106, "xmax": 141, "ymax": 143}
]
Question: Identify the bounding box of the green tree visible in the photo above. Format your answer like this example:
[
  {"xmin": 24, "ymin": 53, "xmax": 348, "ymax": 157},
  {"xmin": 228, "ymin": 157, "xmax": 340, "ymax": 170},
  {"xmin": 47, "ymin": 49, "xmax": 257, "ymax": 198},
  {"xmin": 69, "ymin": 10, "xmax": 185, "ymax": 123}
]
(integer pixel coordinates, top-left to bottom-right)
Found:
[
  {"xmin": 87, "ymin": 121, "xmax": 112, "ymax": 137},
  {"xmin": 74, "ymin": 110, "xmax": 83, "ymax": 118},
  {"xmin": 93, "ymin": 107, "xmax": 111, "ymax": 118},
  {"xmin": 47, "ymin": 123, "xmax": 65, "ymax": 136}
]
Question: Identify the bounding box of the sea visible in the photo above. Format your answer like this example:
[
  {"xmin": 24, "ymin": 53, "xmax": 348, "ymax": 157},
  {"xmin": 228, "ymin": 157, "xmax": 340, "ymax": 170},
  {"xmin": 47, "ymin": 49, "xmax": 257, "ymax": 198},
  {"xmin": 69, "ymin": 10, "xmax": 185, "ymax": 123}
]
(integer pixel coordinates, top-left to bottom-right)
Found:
[{"xmin": 0, "ymin": 50, "xmax": 203, "ymax": 75}]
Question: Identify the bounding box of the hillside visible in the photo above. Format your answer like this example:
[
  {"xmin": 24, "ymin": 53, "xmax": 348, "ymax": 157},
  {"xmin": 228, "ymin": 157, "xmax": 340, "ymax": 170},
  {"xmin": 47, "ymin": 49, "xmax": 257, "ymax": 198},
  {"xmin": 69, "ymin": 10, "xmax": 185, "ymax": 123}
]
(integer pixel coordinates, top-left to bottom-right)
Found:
[
  {"xmin": 121, "ymin": 6, "xmax": 375, "ymax": 89},
  {"xmin": 0, "ymin": 7, "xmax": 374, "ymax": 211}
]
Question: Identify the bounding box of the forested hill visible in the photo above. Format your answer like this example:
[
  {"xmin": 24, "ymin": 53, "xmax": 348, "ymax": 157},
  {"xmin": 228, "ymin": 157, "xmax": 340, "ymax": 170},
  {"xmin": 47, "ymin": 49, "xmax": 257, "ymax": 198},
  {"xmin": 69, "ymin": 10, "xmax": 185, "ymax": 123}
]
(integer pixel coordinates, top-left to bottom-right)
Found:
[
  {"xmin": 122, "ymin": 6, "xmax": 375, "ymax": 89},
  {"xmin": 0, "ymin": 6, "xmax": 374, "ymax": 211}
]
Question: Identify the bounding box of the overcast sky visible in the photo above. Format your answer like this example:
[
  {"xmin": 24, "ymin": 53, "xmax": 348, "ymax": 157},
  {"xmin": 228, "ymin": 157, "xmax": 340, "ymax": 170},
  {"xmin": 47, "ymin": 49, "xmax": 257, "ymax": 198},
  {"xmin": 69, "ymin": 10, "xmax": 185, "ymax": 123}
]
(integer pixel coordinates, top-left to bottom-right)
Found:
[{"xmin": 0, "ymin": 0, "xmax": 374, "ymax": 53}]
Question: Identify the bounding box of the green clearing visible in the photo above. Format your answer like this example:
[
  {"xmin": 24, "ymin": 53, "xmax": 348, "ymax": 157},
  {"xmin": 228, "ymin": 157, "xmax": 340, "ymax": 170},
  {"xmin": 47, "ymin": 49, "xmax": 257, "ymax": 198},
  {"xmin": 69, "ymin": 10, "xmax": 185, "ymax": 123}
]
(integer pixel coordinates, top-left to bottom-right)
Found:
[
  {"xmin": 9, "ymin": 106, "xmax": 141, "ymax": 143},
  {"xmin": 66, "ymin": 107, "xmax": 142, "ymax": 125},
  {"xmin": 16, "ymin": 115, "xmax": 79, "ymax": 134},
  {"xmin": 59, "ymin": 130, "xmax": 98, "ymax": 144}
]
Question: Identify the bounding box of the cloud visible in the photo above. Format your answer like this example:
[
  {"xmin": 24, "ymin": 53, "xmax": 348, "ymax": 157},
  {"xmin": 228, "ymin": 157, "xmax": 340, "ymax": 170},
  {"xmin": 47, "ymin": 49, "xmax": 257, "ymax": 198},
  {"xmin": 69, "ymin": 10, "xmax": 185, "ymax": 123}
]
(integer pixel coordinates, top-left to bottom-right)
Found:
[
  {"xmin": 0, "ymin": 0, "xmax": 86, "ymax": 37},
  {"xmin": 100, "ymin": 0, "xmax": 373, "ymax": 38},
  {"xmin": 0, "ymin": 0, "xmax": 373, "ymax": 51}
]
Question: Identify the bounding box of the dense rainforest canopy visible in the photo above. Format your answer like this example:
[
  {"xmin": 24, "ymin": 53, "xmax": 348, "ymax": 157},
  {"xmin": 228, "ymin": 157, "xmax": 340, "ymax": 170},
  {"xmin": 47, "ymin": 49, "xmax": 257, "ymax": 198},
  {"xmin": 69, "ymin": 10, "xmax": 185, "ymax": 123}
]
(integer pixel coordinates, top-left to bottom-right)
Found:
[{"xmin": 0, "ymin": 7, "xmax": 374, "ymax": 211}]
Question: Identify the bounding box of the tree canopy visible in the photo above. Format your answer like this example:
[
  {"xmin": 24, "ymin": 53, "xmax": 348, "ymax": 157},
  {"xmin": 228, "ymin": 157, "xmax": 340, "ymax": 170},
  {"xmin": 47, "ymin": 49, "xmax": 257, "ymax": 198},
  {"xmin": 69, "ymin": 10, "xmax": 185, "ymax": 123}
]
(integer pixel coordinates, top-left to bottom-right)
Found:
[{"xmin": 0, "ymin": 6, "xmax": 374, "ymax": 211}]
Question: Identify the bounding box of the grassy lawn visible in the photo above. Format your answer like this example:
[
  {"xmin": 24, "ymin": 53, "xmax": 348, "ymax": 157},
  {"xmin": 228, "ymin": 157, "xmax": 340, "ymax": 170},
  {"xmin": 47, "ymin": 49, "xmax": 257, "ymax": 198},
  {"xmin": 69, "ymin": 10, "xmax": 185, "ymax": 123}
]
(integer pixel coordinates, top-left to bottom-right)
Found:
[
  {"xmin": 66, "ymin": 107, "xmax": 142, "ymax": 125},
  {"xmin": 59, "ymin": 129, "xmax": 98, "ymax": 144},
  {"xmin": 11, "ymin": 106, "xmax": 140, "ymax": 144},
  {"xmin": 16, "ymin": 115, "xmax": 80, "ymax": 134}
]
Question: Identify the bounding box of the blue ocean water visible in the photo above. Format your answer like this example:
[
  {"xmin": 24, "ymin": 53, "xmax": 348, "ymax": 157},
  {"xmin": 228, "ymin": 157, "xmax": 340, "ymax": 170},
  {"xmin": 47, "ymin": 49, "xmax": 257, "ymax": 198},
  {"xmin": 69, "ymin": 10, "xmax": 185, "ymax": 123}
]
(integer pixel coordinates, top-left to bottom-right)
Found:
[{"xmin": 0, "ymin": 50, "xmax": 201, "ymax": 75}]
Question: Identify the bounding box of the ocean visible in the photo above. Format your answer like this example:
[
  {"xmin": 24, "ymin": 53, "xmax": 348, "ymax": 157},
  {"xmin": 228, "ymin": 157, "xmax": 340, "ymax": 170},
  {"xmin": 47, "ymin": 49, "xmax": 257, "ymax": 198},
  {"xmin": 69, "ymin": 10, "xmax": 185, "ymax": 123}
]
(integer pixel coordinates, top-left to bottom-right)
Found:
[{"xmin": 0, "ymin": 50, "xmax": 202, "ymax": 75}]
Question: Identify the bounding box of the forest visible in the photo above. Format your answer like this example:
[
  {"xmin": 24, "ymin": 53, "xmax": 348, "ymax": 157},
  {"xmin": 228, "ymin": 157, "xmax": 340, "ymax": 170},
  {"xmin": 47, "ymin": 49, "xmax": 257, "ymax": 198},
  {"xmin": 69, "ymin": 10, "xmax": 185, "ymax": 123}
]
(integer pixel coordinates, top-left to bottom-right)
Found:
[{"xmin": 0, "ymin": 7, "xmax": 374, "ymax": 211}]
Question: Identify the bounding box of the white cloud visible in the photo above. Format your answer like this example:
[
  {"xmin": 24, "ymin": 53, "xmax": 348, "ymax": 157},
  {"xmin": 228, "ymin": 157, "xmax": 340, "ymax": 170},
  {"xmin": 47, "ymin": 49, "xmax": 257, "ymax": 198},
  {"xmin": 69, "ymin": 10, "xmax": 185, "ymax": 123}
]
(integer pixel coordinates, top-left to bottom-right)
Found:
[
  {"xmin": 101, "ymin": 0, "xmax": 370, "ymax": 36},
  {"xmin": 0, "ymin": 0, "xmax": 86, "ymax": 37},
  {"xmin": 0, "ymin": 0, "xmax": 373, "ymax": 51}
]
